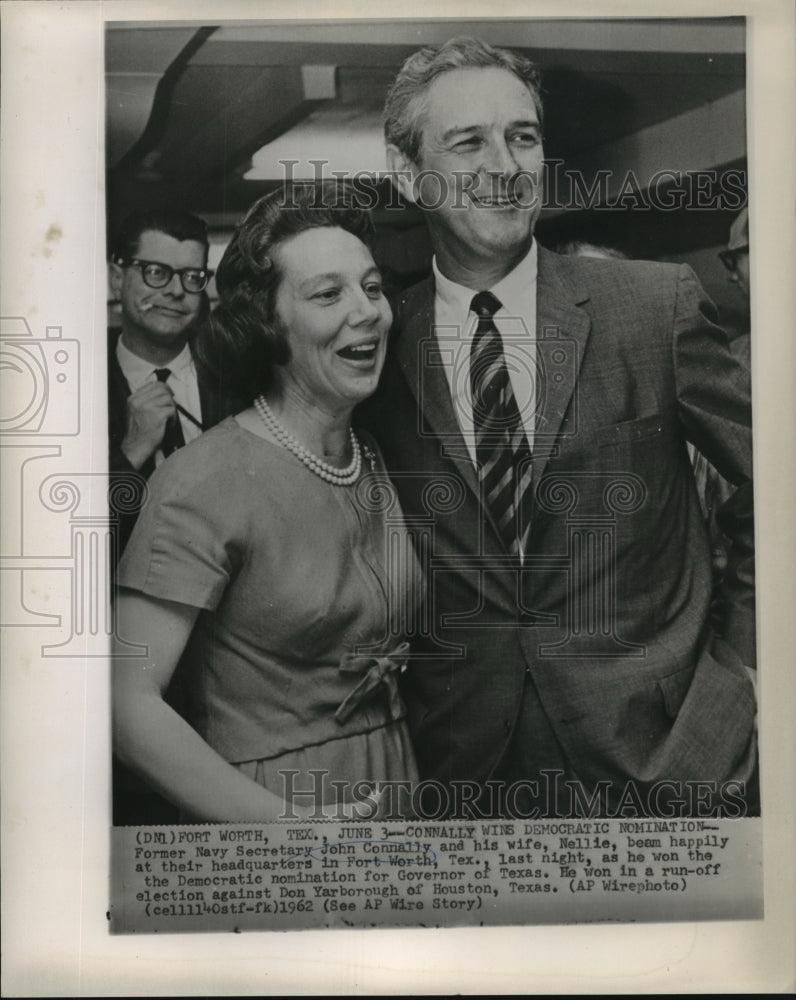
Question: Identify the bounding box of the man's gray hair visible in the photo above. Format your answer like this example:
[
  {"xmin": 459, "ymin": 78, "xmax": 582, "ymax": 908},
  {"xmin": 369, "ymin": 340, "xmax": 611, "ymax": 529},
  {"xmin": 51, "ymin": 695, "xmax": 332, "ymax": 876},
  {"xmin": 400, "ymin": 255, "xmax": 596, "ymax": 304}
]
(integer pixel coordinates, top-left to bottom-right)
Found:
[{"xmin": 384, "ymin": 35, "xmax": 543, "ymax": 163}]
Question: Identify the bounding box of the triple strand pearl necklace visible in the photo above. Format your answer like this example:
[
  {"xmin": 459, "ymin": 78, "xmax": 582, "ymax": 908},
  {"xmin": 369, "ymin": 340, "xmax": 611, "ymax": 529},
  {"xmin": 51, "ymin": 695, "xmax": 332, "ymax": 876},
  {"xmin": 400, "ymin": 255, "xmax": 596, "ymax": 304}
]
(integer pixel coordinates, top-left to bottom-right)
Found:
[{"xmin": 254, "ymin": 394, "xmax": 362, "ymax": 486}]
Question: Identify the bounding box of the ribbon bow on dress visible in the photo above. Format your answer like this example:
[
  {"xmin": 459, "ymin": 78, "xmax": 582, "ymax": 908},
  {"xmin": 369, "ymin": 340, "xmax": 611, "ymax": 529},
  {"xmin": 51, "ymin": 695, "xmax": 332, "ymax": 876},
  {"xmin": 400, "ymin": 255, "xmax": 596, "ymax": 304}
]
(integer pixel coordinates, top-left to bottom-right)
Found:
[{"xmin": 335, "ymin": 642, "xmax": 410, "ymax": 725}]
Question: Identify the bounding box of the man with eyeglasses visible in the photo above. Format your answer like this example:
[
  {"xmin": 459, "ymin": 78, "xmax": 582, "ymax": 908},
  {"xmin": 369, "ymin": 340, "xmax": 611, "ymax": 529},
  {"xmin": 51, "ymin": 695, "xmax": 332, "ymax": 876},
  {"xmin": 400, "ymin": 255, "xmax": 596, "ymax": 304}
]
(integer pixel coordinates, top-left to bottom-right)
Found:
[
  {"xmin": 108, "ymin": 208, "xmax": 232, "ymax": 559},
  {"xmin": 720, "ymin": 207, "xmax": 751, "ymax": 305},
  {"xmin": 108, "ymin": 208, "xmax": 236, "ymax": 826},
  {"xmin": 691, "ymin": 208, "xmax": 753, "ymax": 604}
]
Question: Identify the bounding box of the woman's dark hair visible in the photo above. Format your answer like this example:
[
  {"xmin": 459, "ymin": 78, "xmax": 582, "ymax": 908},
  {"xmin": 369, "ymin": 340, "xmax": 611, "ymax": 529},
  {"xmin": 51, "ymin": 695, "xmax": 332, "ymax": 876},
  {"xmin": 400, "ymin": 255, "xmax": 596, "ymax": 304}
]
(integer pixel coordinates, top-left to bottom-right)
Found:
[{"xmin": 199, "ymin": 182, "xmax": 376, "ymax": 401}]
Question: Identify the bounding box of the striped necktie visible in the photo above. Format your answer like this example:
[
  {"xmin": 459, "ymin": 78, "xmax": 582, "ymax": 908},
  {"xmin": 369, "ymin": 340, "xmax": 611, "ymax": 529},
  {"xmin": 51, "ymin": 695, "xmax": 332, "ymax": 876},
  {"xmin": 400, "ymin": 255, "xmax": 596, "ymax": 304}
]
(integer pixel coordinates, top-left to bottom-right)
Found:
[
  {"xmin": 153, "ymin": 367, "xmax": 186, "ymax": 456},
  {"xmin": 469, "ymin": 291, "xmax": 533, "ymax": 558}
]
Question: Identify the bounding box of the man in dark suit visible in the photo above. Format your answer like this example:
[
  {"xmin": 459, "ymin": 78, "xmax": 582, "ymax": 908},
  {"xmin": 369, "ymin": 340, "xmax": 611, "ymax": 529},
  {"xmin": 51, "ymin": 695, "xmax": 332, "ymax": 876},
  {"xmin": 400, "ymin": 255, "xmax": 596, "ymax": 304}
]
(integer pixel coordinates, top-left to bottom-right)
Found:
[
  {"xmin": 108, "ymin": 208, "xmax": 231, "ymax": 558},
  {"xmin": 108, "ymin": 208, "xmax": 233, "ymax": 824},
  {"xmin": 691, "ymin": 208, "xmax": 752, "ymax": 592},
  {"xmin": 362, "ymin": 36, "xmax": 756, "ymax": 818}
]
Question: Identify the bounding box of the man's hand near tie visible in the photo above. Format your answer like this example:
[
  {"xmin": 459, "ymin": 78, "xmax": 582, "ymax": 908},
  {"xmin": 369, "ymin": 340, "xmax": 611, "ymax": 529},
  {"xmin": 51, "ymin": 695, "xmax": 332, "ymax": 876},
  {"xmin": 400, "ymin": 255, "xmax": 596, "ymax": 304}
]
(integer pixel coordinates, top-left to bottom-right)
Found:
[{"xmin": 120, "ymin": 381, "xmax": 177, "ymax": 470}]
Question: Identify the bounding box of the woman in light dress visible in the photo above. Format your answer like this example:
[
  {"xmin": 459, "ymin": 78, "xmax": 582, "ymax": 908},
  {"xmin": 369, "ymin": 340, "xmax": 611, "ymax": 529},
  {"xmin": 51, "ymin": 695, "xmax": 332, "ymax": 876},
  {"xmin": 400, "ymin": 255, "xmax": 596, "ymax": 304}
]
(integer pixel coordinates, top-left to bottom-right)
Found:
[{"xmin": 113, "ymin": 184, "xmax": 422, "ymax": 822}]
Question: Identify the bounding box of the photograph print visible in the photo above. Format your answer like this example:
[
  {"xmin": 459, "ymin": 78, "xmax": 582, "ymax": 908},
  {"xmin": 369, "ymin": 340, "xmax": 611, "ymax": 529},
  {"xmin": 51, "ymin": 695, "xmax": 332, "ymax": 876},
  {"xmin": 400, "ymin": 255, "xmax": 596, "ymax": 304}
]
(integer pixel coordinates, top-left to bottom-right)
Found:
[{"xmin": 102, "ymin": 14, "xmax": 762, "ymax": 935}]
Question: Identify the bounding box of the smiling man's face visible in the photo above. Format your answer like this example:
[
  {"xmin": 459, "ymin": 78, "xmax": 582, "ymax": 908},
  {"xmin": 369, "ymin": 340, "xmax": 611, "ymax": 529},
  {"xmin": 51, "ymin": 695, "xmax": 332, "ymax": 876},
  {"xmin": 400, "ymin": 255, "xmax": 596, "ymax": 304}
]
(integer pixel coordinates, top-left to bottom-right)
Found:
[
  {"xmin": 389, "ymin": 66, "xmax": 544, "ymax": 286},
  {"xmin": 110, "ymin": 229, "xmax": 207, "ymax": 355}
]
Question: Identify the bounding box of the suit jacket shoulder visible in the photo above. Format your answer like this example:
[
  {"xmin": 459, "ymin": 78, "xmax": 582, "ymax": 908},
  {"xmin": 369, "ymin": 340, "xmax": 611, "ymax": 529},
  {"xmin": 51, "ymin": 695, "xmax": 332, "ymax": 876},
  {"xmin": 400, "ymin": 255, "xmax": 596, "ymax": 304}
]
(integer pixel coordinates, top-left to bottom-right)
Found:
[
  {"xmin": 537, "ymin": 245, "xmax": 683, "ymax": 309},
  {"xmin": 107, "ymin": 327, "xmax": 138, "ymax": 476}
]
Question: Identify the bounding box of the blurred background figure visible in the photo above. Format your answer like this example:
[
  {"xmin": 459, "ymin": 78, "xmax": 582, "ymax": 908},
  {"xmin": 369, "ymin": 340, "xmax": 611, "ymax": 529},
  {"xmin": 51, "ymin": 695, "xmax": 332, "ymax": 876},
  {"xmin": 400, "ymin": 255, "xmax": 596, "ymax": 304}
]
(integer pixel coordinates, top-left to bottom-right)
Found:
[
  {"xmin": 720, "ymin": 207, "xmax": 751, "ymax": 305},
  {"xmin": 691, "ymin": 207, "xmax": 752, "ymax": 597}
]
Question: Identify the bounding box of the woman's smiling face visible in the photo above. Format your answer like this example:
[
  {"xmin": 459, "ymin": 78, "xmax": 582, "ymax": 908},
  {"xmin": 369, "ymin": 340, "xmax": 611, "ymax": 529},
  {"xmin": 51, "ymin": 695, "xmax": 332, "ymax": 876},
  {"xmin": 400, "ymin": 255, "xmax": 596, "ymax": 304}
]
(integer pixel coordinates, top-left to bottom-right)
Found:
[{"xmin": 272, "ymin": 226, "xmax": 392, "ymax": 409}]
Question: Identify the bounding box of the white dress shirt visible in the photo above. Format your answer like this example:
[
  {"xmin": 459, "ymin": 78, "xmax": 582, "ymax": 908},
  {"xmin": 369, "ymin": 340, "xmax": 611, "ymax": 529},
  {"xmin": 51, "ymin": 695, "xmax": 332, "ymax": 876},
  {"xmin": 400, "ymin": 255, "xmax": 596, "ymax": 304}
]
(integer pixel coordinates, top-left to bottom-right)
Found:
[
  {"xmin": 433, "ymin": 240, "xmax": 538, "ymax": 465},
  {"xmin": 116, "ymin": 337, "xmax": 203, "ymax": 465}
]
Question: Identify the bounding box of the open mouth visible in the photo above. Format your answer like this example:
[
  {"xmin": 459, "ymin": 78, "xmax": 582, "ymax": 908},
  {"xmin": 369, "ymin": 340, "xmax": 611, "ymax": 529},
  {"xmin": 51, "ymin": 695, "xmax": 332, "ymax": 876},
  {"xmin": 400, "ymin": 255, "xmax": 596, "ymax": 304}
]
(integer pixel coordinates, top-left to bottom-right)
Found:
[{"xmin": 336, "ymin": 341, "xmax": 379, "ymax": 363}]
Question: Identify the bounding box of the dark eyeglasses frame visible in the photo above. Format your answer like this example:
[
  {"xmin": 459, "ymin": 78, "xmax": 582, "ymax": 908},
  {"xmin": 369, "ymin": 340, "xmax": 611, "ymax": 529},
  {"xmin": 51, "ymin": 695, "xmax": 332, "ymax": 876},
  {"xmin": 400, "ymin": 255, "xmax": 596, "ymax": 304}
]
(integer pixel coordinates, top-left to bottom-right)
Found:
[
  {"xmin": 115, "ymin": 256, "xmax": 214, "ymax": 293},
  {"xmin": 718, "ymin": 245, "xmax": 749, "ymax": 273}
]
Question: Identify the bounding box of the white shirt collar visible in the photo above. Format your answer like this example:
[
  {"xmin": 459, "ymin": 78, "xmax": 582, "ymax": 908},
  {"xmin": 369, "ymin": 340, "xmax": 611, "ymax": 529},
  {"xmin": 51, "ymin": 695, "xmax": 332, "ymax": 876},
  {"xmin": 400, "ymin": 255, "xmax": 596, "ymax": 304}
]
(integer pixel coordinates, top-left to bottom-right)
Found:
[
  {"xmin": 432, "ymin": 239, "xmax": 538, "ymax": 331},
  {"xmin": 116, "ymin": 335, "xmax": 195, "ymax": 390},
  {"xmin": 431, "ymin": 238, "xmax": 538, "ymax": 471}
]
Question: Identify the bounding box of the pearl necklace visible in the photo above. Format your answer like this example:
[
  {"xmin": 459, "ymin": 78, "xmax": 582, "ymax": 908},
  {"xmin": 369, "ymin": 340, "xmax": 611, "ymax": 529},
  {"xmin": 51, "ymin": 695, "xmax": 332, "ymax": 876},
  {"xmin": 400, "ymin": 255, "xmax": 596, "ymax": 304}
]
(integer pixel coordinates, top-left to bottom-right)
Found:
[{"xmin": 254, "ymin": 395, "xmax": 362, "ymax": 486}]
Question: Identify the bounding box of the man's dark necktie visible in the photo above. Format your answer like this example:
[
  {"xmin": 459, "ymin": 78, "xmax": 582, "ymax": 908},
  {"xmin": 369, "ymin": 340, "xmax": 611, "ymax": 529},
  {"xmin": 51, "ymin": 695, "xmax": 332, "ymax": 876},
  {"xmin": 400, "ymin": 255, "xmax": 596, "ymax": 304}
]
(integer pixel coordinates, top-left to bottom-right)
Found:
[
  {"xmin": 469, "ymin": 291, "xmax": 533, "ymax": 558},
  {"xmin": 153, "ymin": 367, "xmax": 186, "ymax": 456}
]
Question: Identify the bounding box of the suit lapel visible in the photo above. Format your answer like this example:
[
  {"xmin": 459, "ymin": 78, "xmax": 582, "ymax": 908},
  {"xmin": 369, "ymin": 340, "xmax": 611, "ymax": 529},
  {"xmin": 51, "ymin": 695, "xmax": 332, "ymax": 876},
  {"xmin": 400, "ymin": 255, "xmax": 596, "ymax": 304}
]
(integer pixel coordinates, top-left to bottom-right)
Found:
[
  {"xmin": 108, "ymin": 329, "xmax": 131, "ymax": 399},
  {"xmin": 107, "ymin": 329, "xmax": 156, "ymax": 479},
  {"xmin": 392, "ymin": 250, "xmax": 592, "ymax": 529},
  {"xmin": 533, "ymin": 246, "xmax": 592, "ymax": 486},
  {"xmin": 195, "ymin": 358, "xmax": 213, "ymax": 430},
  {"xmin": 394, "ymin": 280, "xmax": 481, "ymax": 499}
]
